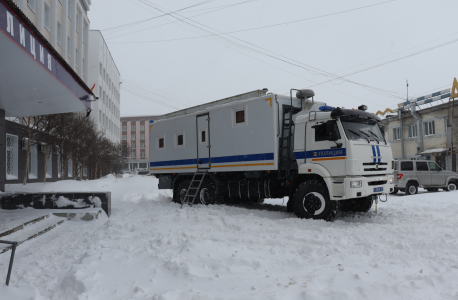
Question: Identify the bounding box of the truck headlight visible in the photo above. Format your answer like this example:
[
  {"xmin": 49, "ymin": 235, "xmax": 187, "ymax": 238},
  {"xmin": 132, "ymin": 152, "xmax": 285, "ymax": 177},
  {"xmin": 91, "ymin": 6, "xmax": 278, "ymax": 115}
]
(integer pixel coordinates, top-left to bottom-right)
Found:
[
  {"xmin": 350, "ymin": 181, "xmax": 362, "ymax": 188},
  {"xmin": 389, "ymin": 176, "xmax": 394, "ymax": 184}
]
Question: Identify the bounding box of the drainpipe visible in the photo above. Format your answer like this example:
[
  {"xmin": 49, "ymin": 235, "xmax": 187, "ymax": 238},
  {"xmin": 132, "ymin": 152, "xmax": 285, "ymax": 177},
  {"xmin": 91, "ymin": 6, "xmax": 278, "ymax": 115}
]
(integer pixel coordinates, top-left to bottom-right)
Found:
[
  {"xmin": 399, "ymin": 109, "xmax": 405, "ymax": 159},
  {"xmin": 411, "ymin": 105, "xmax": 423, "ymax": 155}
]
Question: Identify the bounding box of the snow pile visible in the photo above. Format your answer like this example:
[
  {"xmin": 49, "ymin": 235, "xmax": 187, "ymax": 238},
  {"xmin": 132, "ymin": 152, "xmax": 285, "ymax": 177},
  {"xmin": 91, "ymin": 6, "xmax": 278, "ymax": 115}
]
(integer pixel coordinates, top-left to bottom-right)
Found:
[
  {"xmin": 54, "ymin": 196, "xmax": 87, "ymax": 208},
  {"xmin": 1, "ymin": 176, "xmax": 458, "ymax": 299}
]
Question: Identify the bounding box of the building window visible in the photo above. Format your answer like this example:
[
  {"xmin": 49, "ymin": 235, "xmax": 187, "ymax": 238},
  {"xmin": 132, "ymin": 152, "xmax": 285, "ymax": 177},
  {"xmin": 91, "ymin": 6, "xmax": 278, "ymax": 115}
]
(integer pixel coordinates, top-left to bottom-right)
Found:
[
  {"xmin": 57, "ymin": 21, "xmax": 62, "ymax": 45},
  {"xmin": 100, "ymin": 63, "xmax": 102, "ymax": 76},
  {"xmin": 6, "ymin": 134, "xmax": 18, "ymax": 180},
  {"xmin": 131, "ymin": 126, "xmax": 136, "ymax": 131},
  {"xmin": 393, "ymin": 127, "xmax": 401, "ymax": 140},
  {"xmin": 131, "ymin": 143, "xmax": 136, "ymax": 149},
  {"xmin": 82, "ymin": 58, "xmax": 85, "ymax": 75},
  {"xmin": 140, "ymin": 143, "xmax": 145, "ymax": 149},
  {"xmin": 28, "ymin": 145, "xmax": 38, "ymax": 179},
  {"xmin": 140, "ymin": 134, "xmax": 145, "ymax": 140},
  {"xmin": 103, "ymin": 68, "xmax": 106, "ymax": 81},
  {"xmin": 236, "ymin": 110, "xmax": 245, "ymax": 124},
  {"xmin": 68, "ymin": 158, "xmax": 73, "ymax": 177},
  {"xmin": 75, "ymin": 48, "xmax": 79, "ymax": 68},
  {"xmin": 76, "ymin": 10, "xmax": 81, "ymax": 32},
  {"xmin": 44, "ymin": 2, "xmax": 51, "ymax": 31},
  {"xmin": 57, "ymin": 155, "xmax": 62, "ymax": 178},
  {"xmin": 67, "ymin": 36, "xmax": 71, "ymax": 57},
  {"xmin": 46, "ymin": 153, "xmax": 52, "ymax": 178},
  {"xmin": 68, "ymin": 0, "xmax": 72, "ymax": 19},
  {"xmin": 408, "ymin": 124, "xmax": 418, "ymax": 138},
  {"xmin": 27, "ymin": 0, "xmax": 35, "ymax": 12},
  {"xmin": 131, "ymin": 152, "xmax": 136, "ymax": 158},
  {"xmin": 131, "ymin": 135, "xmax": 136, "ymax": 140},
  {"xmin": 158, "ymin": 137, "xmax": 164, "ymax": 149},
  {"xmin": 140, "ymin": 152, "xmax": 145, "ymax": 158},
  {"xmin": 122, "ymin": 126, "xmax": 127, "ymax": 131},
  {"xmin": 122, "ymin": 135, "xmax": 127, "ymax": 140},
  {"xmin": 140, "ymin": 125, "xmax": 145, "ymax": 131},
  {"xmin": 424, "ymin": 121, "xmax": 435, "ymax": 136}
]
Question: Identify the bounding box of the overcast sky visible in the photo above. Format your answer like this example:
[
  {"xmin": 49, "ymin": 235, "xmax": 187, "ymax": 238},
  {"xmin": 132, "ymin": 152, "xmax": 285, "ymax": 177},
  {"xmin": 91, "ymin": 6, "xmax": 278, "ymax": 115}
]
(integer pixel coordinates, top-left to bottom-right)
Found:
[{"xmin": 88, "ymin": 0, "xmax": 458, "ymax": 117}]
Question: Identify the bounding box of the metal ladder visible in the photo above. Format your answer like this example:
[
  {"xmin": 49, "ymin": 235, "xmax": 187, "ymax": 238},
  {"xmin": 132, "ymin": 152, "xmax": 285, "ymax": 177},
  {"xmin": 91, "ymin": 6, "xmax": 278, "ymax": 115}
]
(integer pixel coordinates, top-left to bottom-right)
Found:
[
  {"xmin": 278, "ymin": 105, "xmax": 301, "ymax": 180},
  {"xmin": 180, "ymin": 170, "xmax": 207, "ymax": 208}
]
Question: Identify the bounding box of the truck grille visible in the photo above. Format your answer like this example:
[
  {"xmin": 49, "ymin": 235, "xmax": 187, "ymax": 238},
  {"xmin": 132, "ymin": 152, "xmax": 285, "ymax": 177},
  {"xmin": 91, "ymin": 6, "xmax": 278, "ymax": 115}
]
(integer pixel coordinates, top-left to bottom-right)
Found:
[
  {"xmin": 368, "ymin": 180, "xmax": 387, "ymax": 186},
  {"xmin": 363, "ymin": 162, "xmax": 387, "ymax": 171}
]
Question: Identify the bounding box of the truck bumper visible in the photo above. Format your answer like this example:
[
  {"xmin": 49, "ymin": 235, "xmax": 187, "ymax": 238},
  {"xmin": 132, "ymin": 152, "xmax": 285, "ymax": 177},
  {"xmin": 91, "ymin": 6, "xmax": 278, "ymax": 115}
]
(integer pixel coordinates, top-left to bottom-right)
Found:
[{"xmin": 327, "ymin": 175, "xmax": 395, "ymax": 200}]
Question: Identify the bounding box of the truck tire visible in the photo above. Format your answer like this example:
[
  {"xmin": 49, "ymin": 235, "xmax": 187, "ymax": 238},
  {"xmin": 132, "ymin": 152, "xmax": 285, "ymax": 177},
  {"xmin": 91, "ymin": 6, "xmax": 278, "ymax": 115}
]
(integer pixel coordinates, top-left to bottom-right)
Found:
[
  {"xmin": 292, "ymin": 180, "xmax": 337, "ymax": 222},
  {"xmin": 444, "ymin": 180, "xmax": 458, "ymax": 192},
  {"xmin": 174, "ymin": 180, "xmax": 191, "ymax": 204},
  {"xmin": 339, "ymin": 197, "xmax": 373, "ymax": 213},
  {"xmin": 198, "ymin": 180, "xmax": 217, "ymax": 205},
  {"xmin": 405, "ymin": 182, "xmax": 418, "ymax": 195},
  {"xmin": 390, "ymin": 188, "xmax": 398, "ymax": 194}
]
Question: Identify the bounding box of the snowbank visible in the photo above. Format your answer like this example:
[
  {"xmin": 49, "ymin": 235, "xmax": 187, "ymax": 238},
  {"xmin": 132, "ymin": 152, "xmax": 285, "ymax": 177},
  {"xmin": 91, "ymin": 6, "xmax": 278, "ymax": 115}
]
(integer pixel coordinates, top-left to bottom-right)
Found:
[{"xmin": 1, "ymin": 176, "xmax": 458, "ymax": 299}]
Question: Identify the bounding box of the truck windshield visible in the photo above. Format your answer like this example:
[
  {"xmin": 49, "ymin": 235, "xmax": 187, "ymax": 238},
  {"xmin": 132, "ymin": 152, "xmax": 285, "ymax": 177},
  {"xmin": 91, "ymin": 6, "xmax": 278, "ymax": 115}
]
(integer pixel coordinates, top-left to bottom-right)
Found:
[{"xmin": 341, "ymin": 118, "xmax": 385, "ymax": 143}]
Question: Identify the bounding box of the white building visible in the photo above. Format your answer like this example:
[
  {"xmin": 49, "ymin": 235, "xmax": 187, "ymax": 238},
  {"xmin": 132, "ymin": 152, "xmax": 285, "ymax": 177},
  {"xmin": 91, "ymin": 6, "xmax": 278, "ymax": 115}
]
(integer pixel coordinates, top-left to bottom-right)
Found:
[
  {"xmin": 87, "ymin": 30, "xmax": 121, "ymax": 143},
  {"xmin": 13, "ymin": 0, "xmax": 91, "ymax": 82}
]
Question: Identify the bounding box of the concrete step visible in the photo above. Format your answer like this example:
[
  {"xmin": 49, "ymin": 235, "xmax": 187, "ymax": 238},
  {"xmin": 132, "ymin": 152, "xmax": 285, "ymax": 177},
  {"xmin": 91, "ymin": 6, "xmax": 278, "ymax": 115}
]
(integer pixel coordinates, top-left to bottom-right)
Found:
[{"xmin": 0, "ymin": 214, "xmax": 67, "ymax": 254}]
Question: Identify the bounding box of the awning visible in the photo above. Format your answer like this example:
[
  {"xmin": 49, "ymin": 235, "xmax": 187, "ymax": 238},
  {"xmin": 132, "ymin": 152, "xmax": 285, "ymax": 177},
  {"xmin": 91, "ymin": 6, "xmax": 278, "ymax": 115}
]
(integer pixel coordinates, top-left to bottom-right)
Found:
[
  {"xmin": 0, "ymin": 0, "xmax": 94, "ymax": 117},
  {"xmin": 418, "ymin": 148, "xmax": 448, "ymax": 155}
]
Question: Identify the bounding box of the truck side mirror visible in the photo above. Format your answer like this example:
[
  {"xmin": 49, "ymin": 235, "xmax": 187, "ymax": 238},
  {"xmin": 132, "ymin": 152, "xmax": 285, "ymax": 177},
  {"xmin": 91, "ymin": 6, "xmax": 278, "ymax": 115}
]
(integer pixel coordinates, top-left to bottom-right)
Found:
[{"xmin": 327, "ymin": 121, "xmax": 338, "ymax": 141}]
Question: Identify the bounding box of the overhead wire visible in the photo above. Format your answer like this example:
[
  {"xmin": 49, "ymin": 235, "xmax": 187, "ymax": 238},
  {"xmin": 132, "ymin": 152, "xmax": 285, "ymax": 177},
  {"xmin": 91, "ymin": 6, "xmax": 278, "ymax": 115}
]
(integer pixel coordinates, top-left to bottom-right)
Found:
[{"xmin": 132, "ymin": 0, "xmax": 403, "ymax": 101}]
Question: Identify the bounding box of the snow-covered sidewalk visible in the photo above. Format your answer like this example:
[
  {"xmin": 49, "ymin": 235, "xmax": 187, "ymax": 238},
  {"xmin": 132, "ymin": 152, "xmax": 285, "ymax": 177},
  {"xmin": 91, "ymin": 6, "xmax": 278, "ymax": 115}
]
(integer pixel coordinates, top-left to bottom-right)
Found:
[{"xmin": 1, "ymin": 175, "xmax": 458, "ymax": 300}]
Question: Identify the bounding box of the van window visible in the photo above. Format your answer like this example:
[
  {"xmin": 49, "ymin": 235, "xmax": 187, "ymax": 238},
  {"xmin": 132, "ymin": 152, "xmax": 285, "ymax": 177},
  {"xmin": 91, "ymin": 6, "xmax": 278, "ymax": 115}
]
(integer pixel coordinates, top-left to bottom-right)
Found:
[
  {"xmin": 235, "ymin": 110, "xmax": 245, "ymax": 124},
  {"xmin": 400, "ymin": 161, "xmax": 413, "ymax": 171},
  {"xmin": 416, "ymin": 162, "xmax": 428, "ymax": 171}
]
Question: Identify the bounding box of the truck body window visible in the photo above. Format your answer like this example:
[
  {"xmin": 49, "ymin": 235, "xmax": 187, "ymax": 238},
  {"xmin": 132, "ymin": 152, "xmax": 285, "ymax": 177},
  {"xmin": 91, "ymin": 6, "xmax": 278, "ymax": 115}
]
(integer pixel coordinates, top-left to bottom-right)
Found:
[
  {"xmin": 177, "ymin": 135, "xmax": 183, "ymax": 146},
  {"xmin": 400, "ymin": 161, "xmax": 413, "ymax": 171},
  {"xmin": 159, "ymin": 138, "xmax": 164, "ymax": 148},
  {"xmin": 314, "ymin": 121, "xmax": 340, "ymax": 142},
  {"xmin": 236, "ymin": 110, "xmax": 245, "ymax": 124},
  {"xmin": 416, "ymin": 162, "xmax": 428, "ymax": 171},
  {"xmin": 201, "ymin": 131, "xmax": 206, "ymax": 142}
]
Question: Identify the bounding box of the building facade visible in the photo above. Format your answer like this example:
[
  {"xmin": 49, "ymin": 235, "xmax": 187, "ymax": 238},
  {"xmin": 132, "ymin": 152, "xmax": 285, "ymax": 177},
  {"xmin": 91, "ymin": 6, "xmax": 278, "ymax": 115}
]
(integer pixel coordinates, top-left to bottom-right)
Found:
[
  {"xmin": 381, "ymin": 101, "xmax": 457, "ymax": 171},
  {"xmin": 12, "ymin": 0, "xmax": 91, "ymax": 82},
  {"xmin": 121, "ymin": 116, "xmax": 157, "ymax": 170},
  {"xmin": 88, "ymin": 30, "xmax": 121, "ymax": 143}
]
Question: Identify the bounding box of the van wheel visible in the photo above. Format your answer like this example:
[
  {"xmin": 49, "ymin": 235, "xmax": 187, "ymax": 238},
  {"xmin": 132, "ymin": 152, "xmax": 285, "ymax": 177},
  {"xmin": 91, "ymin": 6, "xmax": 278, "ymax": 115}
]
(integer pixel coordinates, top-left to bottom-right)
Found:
[
  {"xmin": 444, "ymin": 181, "xmax": 458, "ymax": 192},
  {"xmin": 340, "ymin": 197, "xmax": 373, "ymax": 212},
  {"xmin": 293, "ymin": 180, "xmax": 337, "ymax": 222},
  {"xmin": 174, "ymin": 180, "xmax": 191, "ymax": 204},
  {"xmin": 199, "ymin": 181, "xmax": 217, "ymax": 205},
  {"xmin": 405, "ymin": 182, "xmax": 418, "ymax": 195}
]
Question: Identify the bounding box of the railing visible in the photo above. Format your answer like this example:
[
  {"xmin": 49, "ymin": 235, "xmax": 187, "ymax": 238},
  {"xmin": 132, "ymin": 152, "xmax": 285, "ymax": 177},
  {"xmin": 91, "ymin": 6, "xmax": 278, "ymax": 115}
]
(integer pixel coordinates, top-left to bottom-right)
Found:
[{"xmin": 0, "ymin": 240, "xmax": 18, "ymax": 286}]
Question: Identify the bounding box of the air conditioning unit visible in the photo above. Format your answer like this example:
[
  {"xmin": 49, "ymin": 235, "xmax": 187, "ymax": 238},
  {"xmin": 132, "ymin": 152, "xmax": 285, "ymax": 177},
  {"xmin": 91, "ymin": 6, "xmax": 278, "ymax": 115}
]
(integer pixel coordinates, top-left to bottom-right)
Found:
[{"xmin": 21, "ymin": 138, "xmax": 29, "ymax": 150}]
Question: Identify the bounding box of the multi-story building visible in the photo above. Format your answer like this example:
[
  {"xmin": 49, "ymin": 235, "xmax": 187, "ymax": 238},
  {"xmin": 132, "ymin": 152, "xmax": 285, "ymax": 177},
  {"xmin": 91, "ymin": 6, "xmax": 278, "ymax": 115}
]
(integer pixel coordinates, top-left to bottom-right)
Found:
[
  {"xmin": 121, "ymin": 116, "xmax": 158, "ymax": 170},
  {"xmin": 88, "ymin": 30, "xmax": 121, "ymax": 143},
  {"xmin": 12, "ymin": 0, "xmax": 91, "ymax": 82},
  {"xmin": 380, "ymin": 93, "xmax": 457, "ymax": 172}
]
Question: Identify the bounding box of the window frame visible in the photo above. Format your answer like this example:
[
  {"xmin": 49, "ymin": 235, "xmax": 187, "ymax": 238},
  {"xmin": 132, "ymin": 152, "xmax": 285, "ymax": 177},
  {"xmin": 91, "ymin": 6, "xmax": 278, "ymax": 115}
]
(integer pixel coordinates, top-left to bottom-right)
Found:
[
  {"xmin": 424, "ymin": 120, "xmax": 436, "ymax": 136},
  {"xmin": 157, "ymin": 135, "xmax": 165, "ymax": 150},
  {"xmin": 46, "ymin": 152, "xmax": 52, "ymax": 178},
  {"xmin": 44, "ymin": 2, "xmax": 51, "ymax": 31},
  {"xmin": 140, "ymin": 125, "xmax": 145, "ymax": 131},
  {"xmin": 131, "ymin": 134, "xmax": 136, "ymax": 141},
  {"xmin": 131, "ymin": 125, "xmax": 136, "ymax": 131},
  {"xmin": 6, "ymin": 134, "xmax": 19, "ymax": 180},
  {"xmin": 140, "ymin": 152, "xmax": 146, "ymax": 158},
  {"xmin": 232, "ymin": 106, "xmax": 247, "ymax": 127},
  {"xmin": 408, "ymin": 124, "xmax": 418, "ymax": 138},
  {"xmin": 28, "ymin": 145, "xmax": 38, "ymax": 179},
  {"xmin": 57, "ymin": 21, "xmax": 62, "ymax": 45},
  {"xmin": 66, "ymin": 36, "xmax": 71, "ymax": 57},
  {"xmin": 27, "ymin": 0, "xmax": 36, "ymax": 12},
  {"xmin": 68, "ymin": 0, "xmax": 72, "ymax": 19},
  {"xmin": 393, "ymin": 127, "xmax": 401, "ymax": 141}
]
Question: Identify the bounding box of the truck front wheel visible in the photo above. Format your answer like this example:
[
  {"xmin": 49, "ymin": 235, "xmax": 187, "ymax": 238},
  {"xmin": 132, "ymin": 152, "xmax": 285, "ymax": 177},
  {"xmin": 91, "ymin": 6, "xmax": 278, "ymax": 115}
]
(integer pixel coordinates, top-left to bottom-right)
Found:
[{"xmin": 292, "ymin": 180, "xmax": 337, "ymax": 222}]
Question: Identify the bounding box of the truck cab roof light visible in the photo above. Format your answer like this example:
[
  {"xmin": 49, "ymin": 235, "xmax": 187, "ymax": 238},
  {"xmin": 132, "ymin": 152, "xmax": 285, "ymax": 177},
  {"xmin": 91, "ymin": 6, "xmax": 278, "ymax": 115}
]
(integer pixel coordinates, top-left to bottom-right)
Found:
[{"xmin": 319, "ymin": 105, "xmax": 335, "ymax": 111}]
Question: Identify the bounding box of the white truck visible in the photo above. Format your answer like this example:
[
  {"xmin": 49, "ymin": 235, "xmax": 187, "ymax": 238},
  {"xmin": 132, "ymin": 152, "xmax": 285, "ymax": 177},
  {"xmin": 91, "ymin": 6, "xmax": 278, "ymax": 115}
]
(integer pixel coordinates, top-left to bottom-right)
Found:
[{"xmin": 149, "ymin": 89, "xmax": 395, "ymax": 221}]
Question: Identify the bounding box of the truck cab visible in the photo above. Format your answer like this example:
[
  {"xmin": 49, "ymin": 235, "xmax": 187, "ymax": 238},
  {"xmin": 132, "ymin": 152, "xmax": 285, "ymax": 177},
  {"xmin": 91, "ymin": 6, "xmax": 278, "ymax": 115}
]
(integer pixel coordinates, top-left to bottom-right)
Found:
[{"xmin": 290, "ymin": 105, "xmax": 395, "ymax": 218}]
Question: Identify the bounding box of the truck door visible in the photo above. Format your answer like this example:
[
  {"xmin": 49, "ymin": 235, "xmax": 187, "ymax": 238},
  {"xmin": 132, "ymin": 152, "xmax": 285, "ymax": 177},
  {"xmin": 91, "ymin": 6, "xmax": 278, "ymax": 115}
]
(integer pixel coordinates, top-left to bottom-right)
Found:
[
  {"xmin": 306, "ymin": 120, "xmax": 346, "ymax": 176},
  {"xmin": 196, "ymin": 114, "xmax": 211, "ymax": 169}
]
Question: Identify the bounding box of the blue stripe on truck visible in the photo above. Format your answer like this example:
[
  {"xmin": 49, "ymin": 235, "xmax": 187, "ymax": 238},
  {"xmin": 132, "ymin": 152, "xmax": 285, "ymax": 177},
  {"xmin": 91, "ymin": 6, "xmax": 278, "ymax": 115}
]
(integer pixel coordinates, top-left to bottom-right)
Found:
[
  {"xmin": 294, "ymin": 148, "xmax": 347, "ymax": 160},
  {"xmin": 150, "ymin": 152, "xmax": 274, "ymax": 167}
]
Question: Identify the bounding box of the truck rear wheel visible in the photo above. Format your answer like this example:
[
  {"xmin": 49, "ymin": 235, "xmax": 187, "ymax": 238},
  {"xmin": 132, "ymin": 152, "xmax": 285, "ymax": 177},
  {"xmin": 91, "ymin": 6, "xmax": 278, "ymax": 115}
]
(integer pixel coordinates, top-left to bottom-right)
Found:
[
  {"xmin": 292, "ymin": 180, "xmax": 337, "ymax": 222},
  {"xmin": 199, "ymin": 181, "xmax": 217, "ymax": 205},
  {"xmin": 174, "ymin": 180, "xmax": 190, "ymax": 204},
  {"xmin": 339, "ymin": 197, "xmax": 373, "ymax": 213}
]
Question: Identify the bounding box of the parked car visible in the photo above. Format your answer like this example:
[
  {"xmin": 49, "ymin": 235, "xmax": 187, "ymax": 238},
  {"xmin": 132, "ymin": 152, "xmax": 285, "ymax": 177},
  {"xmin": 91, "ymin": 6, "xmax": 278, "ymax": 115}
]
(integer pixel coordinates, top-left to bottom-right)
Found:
[{"xmin": 392, "ymin": 160, "xmax": 458, "ymax": 195}]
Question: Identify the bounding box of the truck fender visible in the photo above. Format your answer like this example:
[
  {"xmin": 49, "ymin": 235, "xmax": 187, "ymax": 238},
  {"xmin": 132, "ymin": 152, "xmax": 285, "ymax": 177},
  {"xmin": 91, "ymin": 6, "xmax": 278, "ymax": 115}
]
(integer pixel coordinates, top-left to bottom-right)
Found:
[{"xmin": 295, "ymin": 163, "xmax": 334, "ymax": 196}]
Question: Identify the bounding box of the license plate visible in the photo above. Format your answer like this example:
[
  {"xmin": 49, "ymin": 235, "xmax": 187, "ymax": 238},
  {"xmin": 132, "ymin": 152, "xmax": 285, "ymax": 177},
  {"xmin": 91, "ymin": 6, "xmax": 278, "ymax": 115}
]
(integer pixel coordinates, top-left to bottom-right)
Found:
[{"xmin": 373, "ymin": 187, "xmax": 384, "ymax": 193}]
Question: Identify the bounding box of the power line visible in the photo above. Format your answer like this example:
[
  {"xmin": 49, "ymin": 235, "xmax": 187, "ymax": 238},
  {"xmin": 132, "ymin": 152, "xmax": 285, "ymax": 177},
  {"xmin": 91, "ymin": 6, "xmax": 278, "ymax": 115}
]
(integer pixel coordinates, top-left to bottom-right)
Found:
[
  {"xmin": 132, "ymin": 0, "xmax": 403, "ymax": 100},
  {"xmin": 109, "ymin": 0, "xmax": 395, "ymax": 43}
]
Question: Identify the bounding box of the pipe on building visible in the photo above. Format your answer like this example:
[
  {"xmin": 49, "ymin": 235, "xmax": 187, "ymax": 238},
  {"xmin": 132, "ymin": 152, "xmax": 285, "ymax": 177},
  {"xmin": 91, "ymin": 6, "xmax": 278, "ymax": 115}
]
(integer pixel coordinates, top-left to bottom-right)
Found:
[
  {"xmin": 398, "ymin": 109, "xmax": 405, "ymax": 158},
  {"xmin": 410, "ymin": 105, "xmax": 423, "ymax": 154}
]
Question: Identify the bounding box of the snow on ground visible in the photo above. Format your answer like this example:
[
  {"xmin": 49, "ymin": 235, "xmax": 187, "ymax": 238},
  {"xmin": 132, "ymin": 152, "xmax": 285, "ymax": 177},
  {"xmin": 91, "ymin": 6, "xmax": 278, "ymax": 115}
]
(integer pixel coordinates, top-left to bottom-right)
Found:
[{"xmin": 1, "ymin": 175, "xmax": 458, "ymax": 299}]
